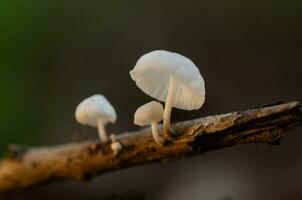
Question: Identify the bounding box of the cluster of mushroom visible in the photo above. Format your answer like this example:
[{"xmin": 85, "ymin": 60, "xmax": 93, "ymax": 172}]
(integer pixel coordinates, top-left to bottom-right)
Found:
[{"xmin": 75, "ymin": 50, "xmax": 205, "ymax": 153}]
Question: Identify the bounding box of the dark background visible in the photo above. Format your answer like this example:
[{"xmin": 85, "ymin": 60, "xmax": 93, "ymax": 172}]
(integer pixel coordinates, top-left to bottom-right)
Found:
[{"xmin": 0, "ymin": 0, "xmax": 301, "ymax": 199}]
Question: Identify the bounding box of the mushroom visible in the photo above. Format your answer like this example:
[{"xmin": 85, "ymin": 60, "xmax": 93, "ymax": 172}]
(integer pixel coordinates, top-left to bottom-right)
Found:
[
  {"xmin": 134, "ymin": 101, "xmax": 164, "ymax": 145},
  {"xmin": 75, "ymin": 94, "xmax": 117, "ymax": 143},
  {"xmin": 130, "ymin": 50, "xmax": 205, "ymax": 136},
  {"xmin": 110, "ymin": 134, "xmax": 122, "ymax": 155}
]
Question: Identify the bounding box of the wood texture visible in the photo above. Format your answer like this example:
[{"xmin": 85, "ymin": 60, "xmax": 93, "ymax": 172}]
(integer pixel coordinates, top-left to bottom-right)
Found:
[{"xmin": 0, "ymin": 101, "xmax": 301, "ymax": 193}]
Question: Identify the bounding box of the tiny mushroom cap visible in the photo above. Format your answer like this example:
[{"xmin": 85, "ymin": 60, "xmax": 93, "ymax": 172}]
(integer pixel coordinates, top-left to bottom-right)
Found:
[
  {"xmin": 130, "ymin": 50, "xmax": 205, "ymax": 110},
  {"xmin": 134, "ymin": 101, "xmax": 163, "ymax": 126},
  {"xmin": 134, "ymin": 101, "xmax": 164, "ymax": 145},
  {"xmin": 75, "ymin": 94, "xmax": 117, "ymax": 143},
  {"xmin": 110, "ymin": 134, "xmax": 122, "ymax": 155},
  {"xmin": 111, "ymin": 142, "xmax": 122, "ymax": 155}
]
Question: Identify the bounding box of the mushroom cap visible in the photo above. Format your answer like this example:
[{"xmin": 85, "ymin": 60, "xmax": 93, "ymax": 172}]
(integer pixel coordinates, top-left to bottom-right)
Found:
[
  {"xmin": 134, "ymin": 101, "xmax": 163, "ymax": 126},
  {"xmin": 75, "ymin": 94, "xmax": 117, "ymax": 127},
  {"xmin": 130, "ymin": 50, "xmax": 205, "ymax": 110},
  {"xmin": 111, "ymin": 142, "xmax": 122, "ymax": 152}
]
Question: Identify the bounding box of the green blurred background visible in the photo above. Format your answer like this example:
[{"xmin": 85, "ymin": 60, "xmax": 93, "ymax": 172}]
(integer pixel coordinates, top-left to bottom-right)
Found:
[{"xmin": 0, "ymin": 0, "xmax": 301, "ymax": 199}]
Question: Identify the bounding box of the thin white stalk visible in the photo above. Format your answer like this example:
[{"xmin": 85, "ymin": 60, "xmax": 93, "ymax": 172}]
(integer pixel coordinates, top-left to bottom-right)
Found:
[
  {"xmin": 110, "ymin": 134, "xmax": 117, "ymax": 143},
  {"xmin": 151, "ymin": 121, "xmax": 164, "ymax": 145},
  {"xmin": 97, "ymin": 119, "xmax": 108, "ymax": 143},
  {"xmin": 163, "ymin": 77, "xmax": 177, "ymax": 133}
]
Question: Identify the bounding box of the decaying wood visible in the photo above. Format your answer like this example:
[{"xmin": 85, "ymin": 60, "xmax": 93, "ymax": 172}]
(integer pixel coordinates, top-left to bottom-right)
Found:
[{"xmin": 0, "ymin": 101, "xmax": 301, "ymax": 192}]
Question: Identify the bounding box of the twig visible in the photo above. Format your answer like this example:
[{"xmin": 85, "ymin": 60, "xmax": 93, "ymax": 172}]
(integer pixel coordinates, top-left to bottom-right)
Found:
[{"xmin": 0, "ymin": 101, "xmax": 301, "ymax": 193}]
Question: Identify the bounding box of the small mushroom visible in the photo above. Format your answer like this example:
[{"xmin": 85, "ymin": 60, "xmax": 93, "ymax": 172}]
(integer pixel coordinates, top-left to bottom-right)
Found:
[
  {"xmin": 75, "ymin": 94, "xmax": 117, "ymax": 143},
  {"xmin": 110, "ymin": 134, "xmax": 122, "ymax": 155},
  {"xmin": 130, "ymin": 50, "xmax": 205, "ymax": 135},
  {"xmin": 134, "ymin": 101, "xmax": 164, "ymax": 145}
]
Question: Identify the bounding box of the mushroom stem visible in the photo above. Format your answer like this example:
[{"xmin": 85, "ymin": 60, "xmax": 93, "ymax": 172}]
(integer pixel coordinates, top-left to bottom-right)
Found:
[
  {"xmin": 151, "ymin": 121, "xmax": 164, "ymax": 145},
  {"xmin": 163, "ymin": 77, "xmax": 176, "ymax": 135},
  {"xmin": 97, "ymin": 119, "xmax": 108, "ymax": 143}
]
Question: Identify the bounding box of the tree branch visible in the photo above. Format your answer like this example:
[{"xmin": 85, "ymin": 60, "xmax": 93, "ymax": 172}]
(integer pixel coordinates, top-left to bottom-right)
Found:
[{"xmin": 0, "ymin": 101, "xmax": 301, "ymax": 193}]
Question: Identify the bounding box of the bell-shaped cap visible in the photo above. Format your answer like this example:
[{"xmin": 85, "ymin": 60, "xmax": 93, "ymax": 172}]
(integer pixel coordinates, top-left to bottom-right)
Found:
[
  {"xmin": 75, "ymin": 94, "xmax": 117, "ymax": 127},
  {"xmin": 134, "ymin": 101, "xmax": 163, "ymax": 126},
  {"xmin": 130, "ymin": 50, "xmax": 205, "ymax": 110}
]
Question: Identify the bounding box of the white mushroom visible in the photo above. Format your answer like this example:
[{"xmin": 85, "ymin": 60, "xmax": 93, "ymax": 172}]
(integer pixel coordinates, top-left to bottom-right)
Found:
[
  {"xmin": 110, "ymin": 134, "xmax": 122, "ymax": 155},
  {"xmin": 130, "ymin": 50, "xmax": 205, "ymax": 135},
  {"xmin": 134, "ymin": 101, "xmax": 164, "ymax": 145},
  {"xmin": 75, "ymin": 94, "xmax": 117, "ymax": 143}
]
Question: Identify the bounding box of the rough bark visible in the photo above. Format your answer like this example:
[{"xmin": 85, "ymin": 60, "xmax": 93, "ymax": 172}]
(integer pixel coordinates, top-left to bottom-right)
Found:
[{"xmin": 0, "ymin": 101, "xmax": 301, "ymax": 193}]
